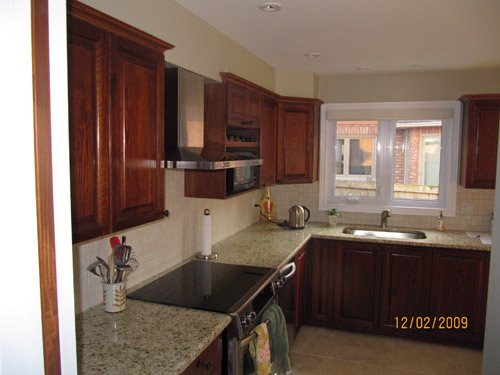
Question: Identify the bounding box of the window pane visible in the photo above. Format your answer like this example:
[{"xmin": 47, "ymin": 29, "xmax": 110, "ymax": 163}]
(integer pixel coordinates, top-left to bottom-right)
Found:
[
  {"xmin": 335, "ymin": 121, "xmax": 378, "ymax": 197},
  {"xmin": 393, "ymin": 120, "xmax": 441, "ymax": 200},
  {"xmin": 349, "ymin": 138, "xmax": 373, "ymax": 175}
]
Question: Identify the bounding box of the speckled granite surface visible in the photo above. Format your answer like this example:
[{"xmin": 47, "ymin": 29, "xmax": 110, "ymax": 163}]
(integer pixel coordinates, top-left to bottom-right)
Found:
[
  {"xmin": 212, "ymin": 222, "xmax": 491, "ymax": 269},
  {"xmin": 77, "ymin": 222, "xmax": 490, "ymax": 374},
  {"xmin": 76, "ymin": 300, "xmax": 230, "ymax": 375}
]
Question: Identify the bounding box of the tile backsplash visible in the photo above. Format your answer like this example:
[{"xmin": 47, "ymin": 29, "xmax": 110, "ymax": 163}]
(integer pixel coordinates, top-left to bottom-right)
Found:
[
  {"xmin": 270, "ymin": 182, "xmax": 494, "ymax": 232},
  {"xmin": 74, "ymin": 173, "xmax": 494, "ymax": 313},
  {"xmin": 73, "ymin": 170, "xmax": 261, "ymax": 313}
]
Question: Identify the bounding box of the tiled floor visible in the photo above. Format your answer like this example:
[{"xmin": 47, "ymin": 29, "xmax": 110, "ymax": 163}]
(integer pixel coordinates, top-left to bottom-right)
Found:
[{"xmin": 290, "ymin": 326, "xmax": 483, "ymax": 375}]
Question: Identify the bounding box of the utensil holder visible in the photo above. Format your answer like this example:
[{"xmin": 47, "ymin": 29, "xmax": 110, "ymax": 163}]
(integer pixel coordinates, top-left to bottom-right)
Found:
[{"xmin": 103, "ymin": 282, "xmax": 126, "ymax": 313}]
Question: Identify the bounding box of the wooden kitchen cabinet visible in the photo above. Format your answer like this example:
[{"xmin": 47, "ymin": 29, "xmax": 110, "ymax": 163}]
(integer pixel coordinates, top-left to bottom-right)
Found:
[
  {"xmin": 334, "ymin": 241, "xmax": 382, "ymax": 332},
  {"xmin": 68, "ymin": 1, "xmax": 172, "ymax": 242},
  {"xmin": 429, "ymin": 248, "xmax": 490, "ymax": 347},
  {"xmin": 305, "ymin": 238, "xmax": 489, "ymax": 347},
  {"xmin": 460, "ymin": 94, "xmax": 500, "ymax": 189},
  {"xmin": 224, "ymin": 76, "xmax": 261, "ymax": 127},
  {"xmin": 182, "ymin": 335, "xmax": 222, "ymax": 375},
  {"xmin": 306, "ymin": 239, "xmax": 336, "ymax": 326},
  {"xmin": 259, "ymin": 95, "xmax": 278, "ymax": 186},
  {"xmin": 380, "ymin": 245, "xmax": 432, "ymax": 336},
  {"xmin": 277, "ymin": 98, "xmax": 322, "ymax": 184}
]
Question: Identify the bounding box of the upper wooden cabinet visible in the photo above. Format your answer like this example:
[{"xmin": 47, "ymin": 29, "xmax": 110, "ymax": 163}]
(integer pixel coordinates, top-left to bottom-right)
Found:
[
  {"xmin": 259, "ymin": 95, "xmax": 278, "ymax": 187},
  {"xmin": 277, "ymin": 98, "xmax": 322, "ymax": 184},
  {"xmin": 223, "ymin": 75, "xmax": 261, "ymax": 127},
  {"xmin": 68, "ymin": 1, "xmax": 173, "ymax": 242},
  {"xmin": 460, "ymin": 94, "xmax": 500, "ymax": 189}
]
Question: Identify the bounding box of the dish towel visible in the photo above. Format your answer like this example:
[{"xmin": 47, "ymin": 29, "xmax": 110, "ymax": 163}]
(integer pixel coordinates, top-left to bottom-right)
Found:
[
  {"xmin": 248, "ymin": 322, "xmax": 272, "ymax": 375},
  {"xmin": 262, "ymin": 303, "xmax": 292, "ymax": 374}
]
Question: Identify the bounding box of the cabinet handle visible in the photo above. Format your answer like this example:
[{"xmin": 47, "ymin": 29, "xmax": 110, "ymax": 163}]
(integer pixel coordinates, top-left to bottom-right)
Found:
[{"xmin": 197, "ymin": 361, "xmax": 212, "ymax": 371}]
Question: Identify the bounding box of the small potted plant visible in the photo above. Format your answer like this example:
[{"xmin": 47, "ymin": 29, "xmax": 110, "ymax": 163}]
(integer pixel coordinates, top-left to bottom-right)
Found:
[{"xmin": 326, "ymin": 208, "xmax": 341, "ymax": 227}]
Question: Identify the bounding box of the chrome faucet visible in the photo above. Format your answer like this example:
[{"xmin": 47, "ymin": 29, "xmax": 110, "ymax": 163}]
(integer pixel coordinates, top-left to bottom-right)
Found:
[{"xmin": 381, "ymin": 210, "xmax": 392, "ymax": 229}]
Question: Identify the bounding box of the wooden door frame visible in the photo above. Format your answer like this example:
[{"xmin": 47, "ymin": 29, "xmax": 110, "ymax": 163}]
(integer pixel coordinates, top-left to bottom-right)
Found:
[{"xmin": 31, "ymin": 0, "xmax": 62, "ymax": 373}]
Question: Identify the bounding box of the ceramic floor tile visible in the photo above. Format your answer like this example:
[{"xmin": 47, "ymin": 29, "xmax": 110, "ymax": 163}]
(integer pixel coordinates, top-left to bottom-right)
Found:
[
  {"xmin": 328, "ymin": 330, "xmax": 395, "ymax": 367},
  {"xmin": 458, "ymin": 348, "xmax": 483, "ymax": 375},
  {"xmin": 289, "ymin": 352, "xmax": 325, "ymax": 375},
  {"xmin": 394, "ymin": 338, "xmax": 465, "ymax": 375},
  {"xmin": 322, "ymin": 358, "xmax": 394, "ymax": 375},
  {"xmin": 291, "ymin": 326, "xmax": 335, "ymax": 357}
]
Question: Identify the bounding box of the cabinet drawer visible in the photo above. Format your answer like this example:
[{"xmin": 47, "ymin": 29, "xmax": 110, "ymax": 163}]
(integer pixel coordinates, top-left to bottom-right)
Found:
[{"xmin": 183, "ymin": 336, "xmax": 222, "ymax": 375}]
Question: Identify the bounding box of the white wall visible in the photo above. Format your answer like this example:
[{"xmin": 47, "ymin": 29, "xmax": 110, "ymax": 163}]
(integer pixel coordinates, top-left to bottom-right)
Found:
[
  {"xmin": 0, "ymin": 0, "xmax": 45, "ymax": 373},
  {"xmin": 275, "ymin": 69, "xmax": 319, "ymax": 98},
  {"xmin": 81, "ymin": 0, "xmax": 275, "ymax": 90},
  {"xmin": 319, "ymin": 69, "xmax": 500, "ymax": 103},
  {"xmin": 48, "ymin": 0, "xmax": 78, "ymax": 373}
]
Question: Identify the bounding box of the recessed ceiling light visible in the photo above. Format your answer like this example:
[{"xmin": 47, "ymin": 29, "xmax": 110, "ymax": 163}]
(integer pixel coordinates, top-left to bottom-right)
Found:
[
  {"xmin": 304, "ymin": 52, "xmax": 321, "ymax": 58},
  {"xmin": 259, "ymin": 2, "xmax": 282, "ymax": 12},
  {"xmin": 411, "ymin": 64, "xmax": 428, "ymax": 69},
  {"xmin": 356, "ymin": 66, "xmax": 372, "ymax": 71}
]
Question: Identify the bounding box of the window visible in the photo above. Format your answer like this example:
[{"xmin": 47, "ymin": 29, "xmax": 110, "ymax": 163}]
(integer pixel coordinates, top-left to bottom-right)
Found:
[{"xmin": 319, "ymin": 101, "xmax": 461, "ymax": 215}]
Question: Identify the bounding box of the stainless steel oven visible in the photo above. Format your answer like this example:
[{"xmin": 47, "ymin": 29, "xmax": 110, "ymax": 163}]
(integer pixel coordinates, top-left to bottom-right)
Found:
[{"xmin": 128, "ymin": 260, "xmax": 295, "ymax": 375}]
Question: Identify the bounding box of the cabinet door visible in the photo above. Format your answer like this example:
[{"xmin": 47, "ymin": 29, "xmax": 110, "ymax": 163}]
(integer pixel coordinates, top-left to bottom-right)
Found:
[
  {"xmin": 182, "ymin": 335, "xmax": 222, "ymax": 375},
  {"xmin": 294, "ymin": 244, "xmax": 308, "ymax": 337},
  {"xmin": 67, "ymin": 17, "xmax": 110, "ymax": 242},
  {"xmin": 307, "ymin": 239, "xmax": 336, "ymax": 326},
  {"xmin": 429, "ymin": 249, "xmax": 489, "ymax": 346},
  {"xmin": 110, "ymin": 35, "xmax": 165, "ymax": 231},
  {"xmin": 380, "ymin": 246, "xmax": 432, "ymax": 336},
  {"xmin": 226, "ymin": 81, "xmax": 247, "ymax": 126},
  {"xmin": 247, "ymin": 89, "xmax": 261, "ymax": 126},
  {"xmin": 259, "ymin": 96, "xmax": 277, "ymax": 186},
  {"xmin": 334, "ymin": 241, "xmax": 382, "ymax": 332},
  {"xmin": 461, "ymin": 96, "xmax": 500, "ymax": 188},
  {"xmin": 277, "ymin": 101, "xmax": 319, "ymax": 184}
]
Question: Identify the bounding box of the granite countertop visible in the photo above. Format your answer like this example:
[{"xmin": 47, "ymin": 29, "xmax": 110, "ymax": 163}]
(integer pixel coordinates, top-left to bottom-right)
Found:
[
  {"xmin": 211, "ymin": 222, "xmax": 491, "ymax": 269},
  {"xmin": 76, "ymin": 300, "xmax": 231, "ymax": 375},
  {"xmin": 77, "ymin": 222, "xmax": 490, "ymax": 374}
]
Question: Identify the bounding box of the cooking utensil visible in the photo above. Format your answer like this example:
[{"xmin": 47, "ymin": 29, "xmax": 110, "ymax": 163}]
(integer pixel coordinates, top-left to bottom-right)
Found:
[
  {"xmin": 87, "ymin": 260, "xmax": 107, "ymax": 282},
  {"xmin": 96, "ymin": 256, "xmax": 110, "ymax": 283},
  {"xmin": 109, "ymin": 236, "xmax": 121, "ymax": 251}
]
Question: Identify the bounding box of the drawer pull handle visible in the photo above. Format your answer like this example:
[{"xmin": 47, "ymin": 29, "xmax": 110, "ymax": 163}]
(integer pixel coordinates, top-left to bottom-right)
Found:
[{"xmin": 197, "ymin": 361, "xmax": 212, "ymax": 371}]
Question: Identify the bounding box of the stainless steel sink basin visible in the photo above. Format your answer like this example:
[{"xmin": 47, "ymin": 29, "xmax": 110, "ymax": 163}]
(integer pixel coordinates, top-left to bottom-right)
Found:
[{"xmin": 342, "ymin": 227, "xmax": 427, "ymax": 240}]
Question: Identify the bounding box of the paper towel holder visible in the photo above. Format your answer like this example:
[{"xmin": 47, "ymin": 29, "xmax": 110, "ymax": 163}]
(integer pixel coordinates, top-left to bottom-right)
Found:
[{"xmin": 195, "ymin": 209, "xmax": 218, "ymax": 260}]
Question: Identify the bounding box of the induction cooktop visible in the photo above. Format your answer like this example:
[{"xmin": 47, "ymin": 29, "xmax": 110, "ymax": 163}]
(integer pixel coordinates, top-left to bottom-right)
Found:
[{"xmin": 127, "ymin": 260, "xmax": 276, "ymax": 313}]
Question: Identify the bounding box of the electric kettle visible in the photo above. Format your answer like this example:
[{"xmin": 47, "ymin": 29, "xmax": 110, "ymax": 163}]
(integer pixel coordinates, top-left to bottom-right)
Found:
[{"xmin": 288, "ymin": 205, "xmax": 311, "ymax": 229}]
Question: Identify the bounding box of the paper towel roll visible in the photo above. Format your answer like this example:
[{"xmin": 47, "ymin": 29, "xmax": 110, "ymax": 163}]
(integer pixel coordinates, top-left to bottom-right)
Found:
[{"xmin": 201, "ymin": 209, "xmax": 211, "ymax": 256}]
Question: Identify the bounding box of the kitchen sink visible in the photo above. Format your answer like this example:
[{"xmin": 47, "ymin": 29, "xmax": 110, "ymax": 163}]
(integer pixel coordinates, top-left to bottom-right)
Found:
[{"xmin": 342, "ymin": 227, "xmax": 427, "ymax": 240}]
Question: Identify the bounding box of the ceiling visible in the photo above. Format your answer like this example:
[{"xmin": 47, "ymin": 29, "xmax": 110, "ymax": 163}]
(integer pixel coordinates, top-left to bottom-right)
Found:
[{"xmin": 174, "ymin": 0, "xmax": 500, "ymax": 75}]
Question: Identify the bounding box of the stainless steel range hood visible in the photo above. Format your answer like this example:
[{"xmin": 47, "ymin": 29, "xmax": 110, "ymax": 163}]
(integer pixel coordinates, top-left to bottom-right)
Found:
[{"xmin": 164, "ymin": 67, "xmax": 263, "ymax": 170}]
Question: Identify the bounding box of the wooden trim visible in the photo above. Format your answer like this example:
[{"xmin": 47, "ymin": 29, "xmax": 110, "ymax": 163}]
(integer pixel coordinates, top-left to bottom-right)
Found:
[
  {"xmin": 220, "ymin": 72, "xmax": 278, "ymax": 99},
  {"xmin": 68, "ymin": 0, "xmax": 174, "ymax": 52},
  {"xmin": 278, "ymin": 96, "xmax": 323, "ymax": 105},
  {"xmin": 31, "ymin": 0, "xmax": 61, "ymax": 373}
]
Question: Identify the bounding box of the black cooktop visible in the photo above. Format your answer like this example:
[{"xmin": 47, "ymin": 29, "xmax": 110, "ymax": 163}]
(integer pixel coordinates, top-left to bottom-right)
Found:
[{"xmin": 127, "ymin": 260, "xmax": 275, "ymax": 313}]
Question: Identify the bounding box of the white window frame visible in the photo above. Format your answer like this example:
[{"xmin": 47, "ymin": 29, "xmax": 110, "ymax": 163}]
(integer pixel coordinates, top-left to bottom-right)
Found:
[{"xmin": 319, "ymin": 101, "xmax": 461, "ymax": 216}]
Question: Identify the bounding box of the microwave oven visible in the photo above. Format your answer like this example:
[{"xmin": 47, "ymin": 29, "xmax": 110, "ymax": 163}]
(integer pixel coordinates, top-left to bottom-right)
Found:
[{"xmin": 226, "ymin": 165, "xmax": 259, "ymax": 195}]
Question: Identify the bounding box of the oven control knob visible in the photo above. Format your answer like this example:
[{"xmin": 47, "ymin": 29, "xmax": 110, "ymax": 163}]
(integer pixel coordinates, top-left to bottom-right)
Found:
[
  {"xmin": 246, "ymin": 311, "xmax": 257, "ymax": 321},
  {"xmin": 241, "ymin": 317, "xmax": 251, "ymax": 328}
]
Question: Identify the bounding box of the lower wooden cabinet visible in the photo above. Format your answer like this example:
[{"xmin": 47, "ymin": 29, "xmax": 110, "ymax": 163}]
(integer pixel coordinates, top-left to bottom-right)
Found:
[
  {"xmin": 334, "ymin": 241, "xmax": 382, "ymax": 332},
  {"xmin": 305, "ymin": 239, "xmax": 490, "ymax": 347},
  {"xmin": 307, "ymin": 239, "xmax": 336, "ymax": 326},
  {"xmin": 380, "ymin": 245, "xmax": 432, "ymax": 336},
  {"xmin": 183, "ymin": 336, "xmax": 222, "ymax": 375},
  {"xmin": 429, "ymin": 249, "xmax": 490, "ymax": 346}
]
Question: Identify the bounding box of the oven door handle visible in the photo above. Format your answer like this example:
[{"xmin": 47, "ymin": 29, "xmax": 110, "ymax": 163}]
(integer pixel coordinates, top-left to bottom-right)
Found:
[{"xmin": 279, "ymin": 262, "xmax": 296, "ymax": 282}]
